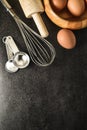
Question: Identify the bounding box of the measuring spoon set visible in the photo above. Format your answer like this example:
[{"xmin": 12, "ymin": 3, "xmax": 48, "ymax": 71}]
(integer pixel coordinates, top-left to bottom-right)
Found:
[{"xmin": 2, "ymin": 36, "xmax": 30, "ymax": 73}]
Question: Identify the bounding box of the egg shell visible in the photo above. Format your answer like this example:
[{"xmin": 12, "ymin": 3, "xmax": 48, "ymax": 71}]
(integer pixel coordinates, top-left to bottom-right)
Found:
[
  {"xmin": 57, "ymin": 29, "xmax": 76, "ymax": 49},
  {"xmin": 85, "ymin": 0, "xmax": 87, "ymax": 4},
  {"xmin": 67, "ymin": 0, "xmax": 85, "ymax": 16},
  {"xmin": 51, "ymin": 0, "xmax": 67, "ymax": 11}
]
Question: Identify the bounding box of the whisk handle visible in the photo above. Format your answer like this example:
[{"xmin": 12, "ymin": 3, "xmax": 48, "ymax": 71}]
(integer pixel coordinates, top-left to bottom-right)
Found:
[
  {"xmin": 1, "ymin": 0, "xmax": 11, "ymax": 10},
  {"xmin": 32, "ymin": 13, "xmax": 49, "ymax": 38}
]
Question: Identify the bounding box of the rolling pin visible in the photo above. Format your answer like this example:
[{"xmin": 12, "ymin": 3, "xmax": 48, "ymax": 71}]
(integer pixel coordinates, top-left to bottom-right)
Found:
[{"xmin": 18, "ymin": 0, "xmax": 49, "ymax": 37}]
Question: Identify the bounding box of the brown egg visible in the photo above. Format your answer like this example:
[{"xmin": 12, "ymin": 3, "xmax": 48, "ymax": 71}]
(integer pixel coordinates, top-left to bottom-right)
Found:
[
  {"xmin": 67, "ymin": 0, "xmax": 85, "ymax": 16},
  {"xmin": 57, "ymin": 29, "xmax": 76, "ymax": 49},
  {"xmin": 51, "ymin": 0, "xmax": 67, "ymax": 11},
  {"xmin": 85, "ymin": 0, "xmax": 87, "ymax": 4}
]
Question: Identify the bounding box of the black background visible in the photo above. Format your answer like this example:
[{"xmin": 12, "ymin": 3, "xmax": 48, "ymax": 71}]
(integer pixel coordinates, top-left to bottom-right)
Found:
[{"xmin": 0, "ymin": 0, "xmax": 87, "ymax": 130}]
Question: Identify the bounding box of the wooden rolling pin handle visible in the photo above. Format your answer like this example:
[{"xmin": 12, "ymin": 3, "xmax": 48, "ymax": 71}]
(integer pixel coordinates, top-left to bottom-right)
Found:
[{"xmin": 32, "ymin": 13, "xmax": 49, "ymax": 37}]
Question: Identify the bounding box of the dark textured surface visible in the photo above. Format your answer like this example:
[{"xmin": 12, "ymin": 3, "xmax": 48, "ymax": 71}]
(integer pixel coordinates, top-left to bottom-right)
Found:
[{"xmin": 0, "ymin": 0, "xmax": 87, "ymax": 130}]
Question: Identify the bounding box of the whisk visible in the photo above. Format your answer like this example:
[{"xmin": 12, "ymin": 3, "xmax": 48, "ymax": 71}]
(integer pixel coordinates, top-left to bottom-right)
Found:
[{"xmin": 1, "ymin": 0, "xmax": 56, "ymax": 67}]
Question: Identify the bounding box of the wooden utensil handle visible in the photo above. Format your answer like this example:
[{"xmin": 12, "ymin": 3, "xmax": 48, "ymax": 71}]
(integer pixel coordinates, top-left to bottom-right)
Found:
[
  {"xmin": 32, "ymin": 13, "xmax": 49, "ymax": 37},
  {"xmin": 18, "ymin": 0, "xmax": 49, "ymax": 37}
]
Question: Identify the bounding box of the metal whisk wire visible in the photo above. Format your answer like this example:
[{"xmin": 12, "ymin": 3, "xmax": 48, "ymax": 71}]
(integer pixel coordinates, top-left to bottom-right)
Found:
[
  {"xmin": 15, "ymin": 17, "xmax": 56, "ymax": 66},
  {"xmin": 1, "ymin": 0, "xmax": 56, "ymax": 66}
]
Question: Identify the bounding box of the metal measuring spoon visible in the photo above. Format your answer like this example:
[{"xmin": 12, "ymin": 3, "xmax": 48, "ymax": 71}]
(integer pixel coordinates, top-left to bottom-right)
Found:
[
  {"xmin": 4, "ymin": 43, "xmax": 19, "ymax": 73},
  {"xmin": 13, "ymin": 51, "xmax": 30, "ymax": 69},
  {"xmin": 3, "ymin": 36, "xmax": 30, "ymax": 69},
  {"xmin": 5, "ymin": 59, "xmax": 19, "ymax": 73}
]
